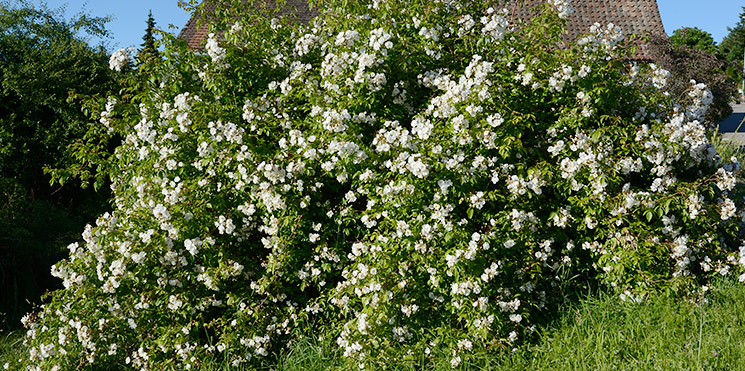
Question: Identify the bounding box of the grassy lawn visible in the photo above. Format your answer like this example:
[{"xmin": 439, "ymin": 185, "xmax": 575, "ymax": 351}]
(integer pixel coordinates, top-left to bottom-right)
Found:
[
  {"xmin": 4, "ymin": 277, "xmax": 745, "ymax": 370},
  {"xmin": 279, "ymin": 278, "xmax": 745, "ymax": 371},
  {"xmin": 493, "ymin": 278, "xmax": 745, "ymax": 371},
  {"xmin": 0, "ymin": 331, "xmax": 23, "ymax": 368}
]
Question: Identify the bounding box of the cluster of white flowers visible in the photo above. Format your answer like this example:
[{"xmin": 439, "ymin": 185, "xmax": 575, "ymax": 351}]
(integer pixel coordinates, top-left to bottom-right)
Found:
[
  {"xmin": 205, "ymin": 33, "xmax": 227, "ymax": 67},
  {"xmin": 670, "ymin": 235, "xmax": 692, "ymax": 276},
  {"xmin": 336, "ymin": 30, "xmax": 360, "ymax": 47},
  {"xmin": 548, "ymin": 64, "xmax": 583, "ymax": 92},
  {"xmin": 547, "ymin": 0, "xmax": 574, "ymax": 19},
  {"xmin": 685, "ymin": 80, "xmax": 714, "ymax": 122},
  {"xmin": 320, "ymin": 27, "xmax": 392, "ymax": 93},
  {"xmin": 578, "ymin": 22, "xmax": 624, "ymax": 56},
  {"xmin": 99, "ymin": 97, "xmax": 117, "ymax": 133},
  {"xmin": 294, "ymin": 32, "xmax": 320, "ymax": 56},
  {"xmin": 480, "ymin": 8, "xmax": 509, "ymax": 40},
  {"xmin": 457, "ymin": 15, "xmax": 476, "ymax": 37},
  {"xmin": 108, "ymin": 48, "xmax": 133, "ymax": 71},
  {"xmin": 649, "ymin": 63, "xmax": 671, "ymax": 90},
  {"xmin": 369, "ymin": 27, "xmax": 393, "ymax": 52}
]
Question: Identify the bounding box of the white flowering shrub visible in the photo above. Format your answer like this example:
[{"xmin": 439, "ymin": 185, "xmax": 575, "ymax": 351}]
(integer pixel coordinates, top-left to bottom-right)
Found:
[{"xmin": 17, "ymin": 0, "xmax": 745, "ymax": 369}]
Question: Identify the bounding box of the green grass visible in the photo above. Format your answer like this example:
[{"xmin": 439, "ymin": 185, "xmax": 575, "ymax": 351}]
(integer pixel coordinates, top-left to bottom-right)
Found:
[
  {"xmin": 493, "ymin": 279, "xmax": 745, "ymax": 371},
  {"xmin": 273, "ymin": 337, "xmax": 346, "ymax": 371},
  {"xmin": 711, "ymin": 123, "xmax": 745, "ymax": 165},
  {"xmin": 0, "ymin": 330, "xmax": 24, "ymax": 368},
  {"xmin": 279, "ymin": 278, "xmax": 745, "ymax": 371},
  {"xmin": 5, "ymin": 278, "xmax": 745, "ymax": 370}
]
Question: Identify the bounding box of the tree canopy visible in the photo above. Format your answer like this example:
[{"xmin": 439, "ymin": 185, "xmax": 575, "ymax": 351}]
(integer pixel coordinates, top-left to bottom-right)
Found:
[
  {"xmin": 0, "ymin": 1, "xmax": 116, "ymax": 330},
  {"xmin": 719, "ymin": 9, "xmax": 745, "ymax": 81},
  {"xmin": 0, "ymin": 1, "xmax": 116, "ymax": 188},
  {"xmin": 669, "ymin": 27, "xmax": 718, "ymax": 55}
]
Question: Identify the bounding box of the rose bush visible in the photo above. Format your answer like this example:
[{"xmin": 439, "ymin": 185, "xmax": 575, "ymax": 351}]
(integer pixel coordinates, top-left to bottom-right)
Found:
[{"xmin": 15, "ymin": 0, "xmax": 745, "ymax": 369}]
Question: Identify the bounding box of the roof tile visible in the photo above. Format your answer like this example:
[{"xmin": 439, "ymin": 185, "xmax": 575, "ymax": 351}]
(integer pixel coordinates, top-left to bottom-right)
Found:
[
  {"xmin": 179, "ymin": 0, "xmax": 665, "ymax": 59},
  {"xmin": 177, "ymin": 0, "xmax": 318, "ymax": 49}
]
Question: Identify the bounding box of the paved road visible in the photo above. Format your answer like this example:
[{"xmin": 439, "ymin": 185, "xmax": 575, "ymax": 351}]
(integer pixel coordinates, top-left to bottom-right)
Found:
[{"xmin": 718, "ymin": 103, "xmax": 745, "ymax": 146}]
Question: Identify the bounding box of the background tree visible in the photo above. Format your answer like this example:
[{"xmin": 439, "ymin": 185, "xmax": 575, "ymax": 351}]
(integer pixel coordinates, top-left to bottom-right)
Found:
[
  {"xmin": 138, "ymin": 10, "xmax": 158, "ymax": 61},
  {"xmin": 719, "ymin": 8, "xmax": 745, "ymax": 87},
  {"xmin": 0, "ymin": 1, "xmax": 116, "ymax": 329},
  {"xmin": 669, "ymin": 27, "xmax": 718, "ymax": 55}
]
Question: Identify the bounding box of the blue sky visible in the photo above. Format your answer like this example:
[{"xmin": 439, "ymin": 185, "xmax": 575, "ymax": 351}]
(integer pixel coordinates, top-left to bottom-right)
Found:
[
  {"xmin": 42, "ymin": 0, "xmax": 745, "ymax": 52},
  {"xmin": 657, "ymin": 0, "xmax": 743, "ymax": 43},
  {"xmin": 47, "ymin": 1, "xmax": 191, "ymax": 51}
]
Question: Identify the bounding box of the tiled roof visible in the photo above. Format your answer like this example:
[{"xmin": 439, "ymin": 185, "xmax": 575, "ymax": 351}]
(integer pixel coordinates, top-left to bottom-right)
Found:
[
  {"xmin": 179, "ymin": 0, "xmax": 665, "ymax": 59},
  {"xmin": 176, "ymin": 2, "xmax": 216, "ymax": 50},
  {"xmin": 506, "ymin": 0, "xmax": 665, "ymax": 60},
  {"xmin": 564, "ymin": 0, "xmax": 666, "ymax": 41},
  {"xmin": 177, "ymin": 0, "xmax": 318, "ymax": 50}
]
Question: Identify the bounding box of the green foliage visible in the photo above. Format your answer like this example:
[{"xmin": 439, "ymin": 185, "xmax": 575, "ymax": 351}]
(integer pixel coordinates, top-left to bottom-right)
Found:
[
  {"xmin": 15, "ymin": 0, "xmax": 745, "ymax": 370},
  {"xmin": 0, "ymin": 0, "xmax": 116, "ymax": 330},
  {"xmin": 719, "ymin": 8, "xmax": 745, "ymax": 82},
  {"xmin": 710, "ymin": 125, "xmax": 745, "ymax": 166},
  {"xmin": 494, "ymin": 278, "xmax": 745, "ymax": 370},
  {"xmin": 669, "ymin": 27, "xmax": 718, "ymax": 55},
  {"xmin": 0, "ymin": 1, "xmax": 116, "ymax": 184},
  {"xmin": 0, "ymin": 178, "xmax": 107, "ymax": 328},
  {"xmin": 274, "ymin": 337, "xmax": 345, "ymax": 371}
]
